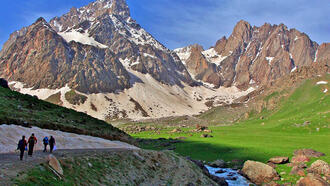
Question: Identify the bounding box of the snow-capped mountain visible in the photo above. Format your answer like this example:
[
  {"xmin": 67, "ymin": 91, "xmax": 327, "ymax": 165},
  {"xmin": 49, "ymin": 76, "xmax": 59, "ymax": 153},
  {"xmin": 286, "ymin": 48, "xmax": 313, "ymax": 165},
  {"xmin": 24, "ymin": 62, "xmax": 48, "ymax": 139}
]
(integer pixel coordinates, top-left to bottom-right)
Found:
[
  {"xmin": 0, "ymin": 0, "xmax": 328, "ymax": 120},
  {"xmin": 175, "ymin": 20, "xmax": 330, "ymax": 89},
  {"xmin": 0, "ymin": 0, "xmax": 255, "ymax": 120}
]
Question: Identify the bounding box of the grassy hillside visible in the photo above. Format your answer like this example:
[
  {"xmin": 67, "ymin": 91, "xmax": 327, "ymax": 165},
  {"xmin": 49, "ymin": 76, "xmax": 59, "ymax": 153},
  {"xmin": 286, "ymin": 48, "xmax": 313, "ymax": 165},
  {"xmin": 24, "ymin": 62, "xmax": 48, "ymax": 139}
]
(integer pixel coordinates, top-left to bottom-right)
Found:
[
  {"xmin": 14, "ymin": 150, "xmax": 215, "ymax": 185},
  {"xmin": 0, "ymin": 87, "xmax": 132, "ymax": 143},
  {"xmin": 132, "ymin": 74, "xmax": 330, "ymax": 163}
]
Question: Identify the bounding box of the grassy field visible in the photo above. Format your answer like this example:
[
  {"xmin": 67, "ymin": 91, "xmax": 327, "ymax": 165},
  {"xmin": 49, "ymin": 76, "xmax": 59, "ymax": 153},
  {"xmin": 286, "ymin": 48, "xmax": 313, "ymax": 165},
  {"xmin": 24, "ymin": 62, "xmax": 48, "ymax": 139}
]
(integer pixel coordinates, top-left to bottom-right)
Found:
[
  {"xmin": 0, "ymin": 86, "xmax": 131, "ymax": 143},
  {"xmin": 132, "ymin": 75, "xmax": 330, "ymax": 164}
]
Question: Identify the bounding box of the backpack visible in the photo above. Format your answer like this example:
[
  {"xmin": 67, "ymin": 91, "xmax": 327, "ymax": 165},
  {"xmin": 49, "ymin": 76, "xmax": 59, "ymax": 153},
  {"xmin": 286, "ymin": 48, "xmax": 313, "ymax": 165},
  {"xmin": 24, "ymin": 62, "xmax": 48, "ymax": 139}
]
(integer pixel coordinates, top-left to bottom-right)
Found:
[
  {"xmin": 17, "ymin": 140, "xmax": 23, "ymax": 149},
  {"xmin": 29, "ymin": 137, "xmax": 35, "ymax": 144},
  {"xmin": 43, "ymin": 137, "xmax": 49, "ymax": 144}
]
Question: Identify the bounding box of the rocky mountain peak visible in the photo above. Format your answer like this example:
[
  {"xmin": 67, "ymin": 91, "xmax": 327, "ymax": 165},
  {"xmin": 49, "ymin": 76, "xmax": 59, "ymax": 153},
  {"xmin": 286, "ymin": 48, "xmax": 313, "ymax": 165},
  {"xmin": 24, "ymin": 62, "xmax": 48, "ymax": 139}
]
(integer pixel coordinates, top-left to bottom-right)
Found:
[
  {"xmin": 0, "ymin": 0, "xmax": 193, "ymax": 95},
  {"xmin": 214, "ymin": 36, "xmax": 227, "ymax": 54},
  {"xmin": 35, "ymin": 17, "xmax": 47, "ymax": 24},
  {"xmin": 175, "ymin": 20, "xmax": 328, "ymax": 90},
  {"xmin": 232, "ymin": 20, "xmax": 252, "ymax": 40},
  {"xmin": 49, "ymin": 0, "xmax": 130, "ymax": 32}
]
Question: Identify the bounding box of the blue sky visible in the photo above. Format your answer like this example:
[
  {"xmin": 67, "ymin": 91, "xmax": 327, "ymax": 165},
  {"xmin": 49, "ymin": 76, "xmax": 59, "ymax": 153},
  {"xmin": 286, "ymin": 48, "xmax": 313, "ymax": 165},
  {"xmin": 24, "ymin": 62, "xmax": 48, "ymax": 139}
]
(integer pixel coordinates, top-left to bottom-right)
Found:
[{"xmin": 0, "ymin": 0, "xmax": 329, "ymax": 50}]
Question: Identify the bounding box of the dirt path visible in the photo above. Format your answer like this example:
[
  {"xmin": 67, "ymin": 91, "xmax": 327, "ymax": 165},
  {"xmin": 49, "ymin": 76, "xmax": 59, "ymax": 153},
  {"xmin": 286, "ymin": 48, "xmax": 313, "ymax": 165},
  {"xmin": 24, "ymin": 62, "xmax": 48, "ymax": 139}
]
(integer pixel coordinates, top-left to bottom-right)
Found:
[{"xmin": 0, "ymin": 148, "xmax": 137, "ymax": 185}]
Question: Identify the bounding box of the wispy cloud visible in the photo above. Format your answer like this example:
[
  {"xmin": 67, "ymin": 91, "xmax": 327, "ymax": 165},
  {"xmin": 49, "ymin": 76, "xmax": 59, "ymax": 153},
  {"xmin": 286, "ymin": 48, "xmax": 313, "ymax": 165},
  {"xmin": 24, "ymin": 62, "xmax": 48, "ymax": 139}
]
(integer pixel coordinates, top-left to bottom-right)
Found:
[
  {"xmin": 128, "ymin": 0, "xmax": 330, "ymax": 49},
  {"xmin": 0, "ymin": 0, "xmax": 329, "ymax": 50}
]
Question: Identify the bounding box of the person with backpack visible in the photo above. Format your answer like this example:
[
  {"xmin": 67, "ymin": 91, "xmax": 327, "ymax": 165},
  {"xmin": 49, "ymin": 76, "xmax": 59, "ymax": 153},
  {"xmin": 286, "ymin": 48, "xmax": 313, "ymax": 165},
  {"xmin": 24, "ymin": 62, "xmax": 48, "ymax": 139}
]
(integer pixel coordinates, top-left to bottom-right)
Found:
[
  {"xmin": 49, "ymin": 136, "xmax": 56, "ymax": 153},
  {"xmin": 43, "ymin": 136, "xmax": 49, "ymax": 152},
  {"xmin": 17, "ymin": 136, "xmax": 27, "ymax": 160},
  {"xmin": 28, "ymin": 133, "xmax": 37, "ymax": 156}
]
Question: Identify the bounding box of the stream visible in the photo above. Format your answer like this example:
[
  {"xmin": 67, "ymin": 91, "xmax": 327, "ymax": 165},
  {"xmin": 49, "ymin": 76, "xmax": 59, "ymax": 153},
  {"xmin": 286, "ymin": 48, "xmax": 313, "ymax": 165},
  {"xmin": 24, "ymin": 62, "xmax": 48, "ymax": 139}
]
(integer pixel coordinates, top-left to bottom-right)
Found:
[{"xmin": 205, "ymin": 165, "xmax": 253, "ymax": 186}]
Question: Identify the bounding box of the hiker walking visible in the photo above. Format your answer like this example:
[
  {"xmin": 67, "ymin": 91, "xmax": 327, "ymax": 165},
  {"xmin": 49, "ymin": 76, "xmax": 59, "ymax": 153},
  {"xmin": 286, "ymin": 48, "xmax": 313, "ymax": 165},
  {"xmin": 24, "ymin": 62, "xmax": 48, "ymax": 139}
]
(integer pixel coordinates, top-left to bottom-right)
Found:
[
  {"xmin": 43, "ymin": 136, "xmax": 49, "ymax": 152},
  {"xmin": 17, "ymin": 136, "xmax": 27, "ymax": 160},
  {"xmin": 28, "ymin": 133, "xmax": 37, "ymax": 156},
  {"xmin": 49, "ymin": 136, "xmax": 56, "ymax": 153}
]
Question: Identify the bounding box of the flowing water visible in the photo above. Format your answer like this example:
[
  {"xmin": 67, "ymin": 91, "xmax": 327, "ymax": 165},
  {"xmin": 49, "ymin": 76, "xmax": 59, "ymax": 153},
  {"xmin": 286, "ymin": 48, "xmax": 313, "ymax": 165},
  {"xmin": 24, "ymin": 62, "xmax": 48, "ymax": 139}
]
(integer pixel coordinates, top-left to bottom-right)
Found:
[{"xmin": 205, "ymin": 165, "xmax": 253, "ymax": 186}]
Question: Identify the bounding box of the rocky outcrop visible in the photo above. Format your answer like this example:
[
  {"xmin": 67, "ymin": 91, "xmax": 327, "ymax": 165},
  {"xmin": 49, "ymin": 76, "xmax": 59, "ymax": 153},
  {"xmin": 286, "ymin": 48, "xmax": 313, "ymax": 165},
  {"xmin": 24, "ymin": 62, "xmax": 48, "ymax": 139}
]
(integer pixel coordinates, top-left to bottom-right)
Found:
[
  {"xmin": 296, "ymin": 173, "xmax": 329, "ymax": 186},
  {"xmin": 184, "ymin": 44, "xmax": 221, "ymax": 87},
  {"xmin": 0, "ymin": 0, "xmax": 193, "ymax": 94},
  {"xmin": 307, "ymin": 160, "xmax": 330, "ymax": 176},
  {"xmin": 290, "ymin": 164, "xmax": 307, "ymax": 177},
  {"xmin": 175, "ymin": 20, "xmax": 327, "ymax": 89},
  {"xmin": 241, "ymin": 160, "xmax": 280, "ymax": 185},
  {"xmin": 48, "ymin": 154, "xmax": 63, "ymax": 176},
  {"xmin": 316, "ymin": 43, "xmax": 330, "ymax": 64},
  {"xmin": 294, "ymin": 149, "xmax": 326, "ymax": 158},
  {"xmin": 292, "ymin": 155, "xmax": 310, "ymax": 164},
  {"xmin": 209, "ymin": 159, "xmax": 227, "ymax": 168}
]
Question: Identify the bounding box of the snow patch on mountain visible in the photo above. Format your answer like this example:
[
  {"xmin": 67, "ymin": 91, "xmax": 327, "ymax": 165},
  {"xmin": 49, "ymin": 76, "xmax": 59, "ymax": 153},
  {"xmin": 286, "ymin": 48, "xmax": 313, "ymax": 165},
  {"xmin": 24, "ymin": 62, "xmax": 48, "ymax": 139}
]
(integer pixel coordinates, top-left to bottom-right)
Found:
[
  {"xmin": 202, "ymin": 48, "xmax": 228, "ymax": 66},
  {"xmin": 10, "ymin": 72, "xmax": 255, "ymax": 121},
  {"xmin": 109, "ymin": 15, "xmax": 166, "ymax": 50},
  {"xmin": 9, "ymin": 82, "xmax": 71, "ymax": 100},
  {"xmin": 59, "ymin": 30, "xmax": 108, "ymax": 48},
  {"xmin": 174, "ymin": 47, "xmax": 227, "ymax": 66},
  {"xmin": 291, "ymin": 66, "xmax": 297, "ymax": 73},
  {"xmin": 266, "ymin": 57, "xmax": 274, "ymax": 65},
  {"xmin": 316, "ymin": 81, "xmax": 328, "ymax": 85},
  {"xmin": 173, "ymin": 46, "xmax": 192, "ymax": 65}
]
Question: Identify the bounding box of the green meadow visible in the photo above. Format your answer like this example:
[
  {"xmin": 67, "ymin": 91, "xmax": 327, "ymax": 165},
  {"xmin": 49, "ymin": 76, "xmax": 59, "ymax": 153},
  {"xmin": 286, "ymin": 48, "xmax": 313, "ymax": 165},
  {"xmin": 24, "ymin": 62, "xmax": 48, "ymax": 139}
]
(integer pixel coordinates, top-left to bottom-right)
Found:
[{"xmin": 132, "ymin": 75, "xmax": 330, "ymax": 163}]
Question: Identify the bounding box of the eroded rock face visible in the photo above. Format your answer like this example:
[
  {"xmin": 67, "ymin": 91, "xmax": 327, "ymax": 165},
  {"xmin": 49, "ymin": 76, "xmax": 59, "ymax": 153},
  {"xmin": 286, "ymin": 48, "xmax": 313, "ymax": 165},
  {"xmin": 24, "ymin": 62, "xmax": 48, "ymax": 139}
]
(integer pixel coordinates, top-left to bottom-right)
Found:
[
  {"xmin": 175, "ymin": 20, "xmax": 328, "ymax": 89},
  {"xmin": 241, "ymin": 160, "xmax": 280, "ymax": 185},
  {"xmin": 316, "ymin": 43, "xmax": 330, "ymax": 64},
  {"xmin": 0, "ymin": 0, "xmax": 193, "ymax": 93}
]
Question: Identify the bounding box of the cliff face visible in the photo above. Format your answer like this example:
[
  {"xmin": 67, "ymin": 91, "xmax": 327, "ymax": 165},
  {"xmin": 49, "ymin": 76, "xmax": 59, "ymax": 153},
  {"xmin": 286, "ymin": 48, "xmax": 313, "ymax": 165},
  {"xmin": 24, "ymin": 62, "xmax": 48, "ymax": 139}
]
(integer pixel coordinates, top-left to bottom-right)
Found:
[
  {"xmin": 0, "ymin": 0, "xmax": 193, "ymax": 93},
  {"xmin": 175, "ymin": 20, "xmax": 327, "ymax": 89}
]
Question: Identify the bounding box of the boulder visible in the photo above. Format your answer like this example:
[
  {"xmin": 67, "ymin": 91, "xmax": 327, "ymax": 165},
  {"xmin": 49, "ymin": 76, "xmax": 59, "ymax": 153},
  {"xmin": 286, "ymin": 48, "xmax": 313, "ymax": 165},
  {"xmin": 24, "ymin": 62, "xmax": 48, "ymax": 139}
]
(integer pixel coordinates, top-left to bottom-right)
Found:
[
  {"xmin": 209, "ymin": 175, "xmax": 228, "ymax": 186},
  {"xmin": 196, "ymin": 125, "xmax": 208, "ymax": 132},
  {"xmin": 267, "ymin": 162, "xmax": 277, "ymax": 169},
  {"xmin": 186, "ymin": 157, "xmax": 210, "ymax": 177},
  {"xmin": 268, "ymin": 157, "xmax": 289, "ymax": 164},
  {"xmin": 290, "ymin": 165, "xmax": 306, "ymax": 177},
  {"xmin": 48, "ymin": 155, "xmax": 63, "ymax": 176},
  {"xmin": 0, "ymin": 78, "xmax": 9, "ymax": 89},
  {"xmin": 204, "ymin": 129, "xmax": 212, "ymax": 133},
  {"xmin": 307, "ymin": 160, "xmax": 330, "ymax": 176},
  {"xmin": 292, "ymin": 155, "xmax": 310, "ymax": 163},
  {"xmin": 294, "ymin": 149, "xmax": 325, "ymax": 158},
  {"xmin": 200, "ymin": 134, "xmax": 213, "ymax": 138},
  {"xmin": 264, "ymin": 181, "xmax": 281, "ymax": 186},
  {"xmin": 171, "ymin": 128, "xmax": 182, "ymax": 133},
  {"xmin": 241, "ymin": 160, "xmax": 280, "ymax": 185},
  {"xmin": 296, "ymin": 173, "xmax": 329, "ymax": 186},
  {"xmin": 216, "ymin": 169, "xmax": 226, "ymax": 174},
  {"xmin": 209, "ymin": 159, "xmax": 227, "ymax": 168}
]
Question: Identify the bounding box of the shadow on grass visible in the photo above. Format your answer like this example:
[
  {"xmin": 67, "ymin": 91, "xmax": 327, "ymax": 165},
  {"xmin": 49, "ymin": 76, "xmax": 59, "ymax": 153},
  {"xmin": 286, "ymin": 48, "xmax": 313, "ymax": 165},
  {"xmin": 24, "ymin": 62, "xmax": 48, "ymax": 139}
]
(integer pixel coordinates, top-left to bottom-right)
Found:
[{"xmin": 136, "ymin": 137, "xmax": 269, "ymax": 163}]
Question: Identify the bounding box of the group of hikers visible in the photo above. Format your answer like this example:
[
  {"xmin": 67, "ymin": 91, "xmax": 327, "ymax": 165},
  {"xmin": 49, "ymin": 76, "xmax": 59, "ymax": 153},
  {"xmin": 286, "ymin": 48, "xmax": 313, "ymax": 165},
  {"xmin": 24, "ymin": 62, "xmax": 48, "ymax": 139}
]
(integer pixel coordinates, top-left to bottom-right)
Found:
[{"xmin": 17, "ymin": 133, "xmax": 56, "ymax": 160}]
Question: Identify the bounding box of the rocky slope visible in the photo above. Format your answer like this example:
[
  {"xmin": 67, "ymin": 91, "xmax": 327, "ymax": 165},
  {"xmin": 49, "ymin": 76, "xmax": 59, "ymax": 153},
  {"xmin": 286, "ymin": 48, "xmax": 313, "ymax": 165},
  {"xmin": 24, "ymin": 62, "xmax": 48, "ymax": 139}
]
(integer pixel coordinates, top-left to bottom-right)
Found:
[
  {"xmin": 175, "ymin": 20, "xmax": 330, "ymax": 89},
  {"xmin": 9, "ymin": 149, "xmax": 218, "ymax": 185}
]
